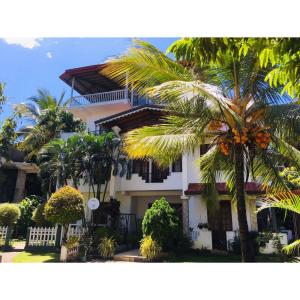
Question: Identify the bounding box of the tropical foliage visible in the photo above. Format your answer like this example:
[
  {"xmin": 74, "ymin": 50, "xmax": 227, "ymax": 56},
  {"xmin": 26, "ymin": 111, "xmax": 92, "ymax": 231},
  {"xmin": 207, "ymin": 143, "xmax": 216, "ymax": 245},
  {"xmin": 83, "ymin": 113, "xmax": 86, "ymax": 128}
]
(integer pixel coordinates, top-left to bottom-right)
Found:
[
  {"xmin": 37, "ymin": 132, "xmax": 127, "ymax": 199},
  {"xmin": 15, "ymin": 89, "xmax": 71, "ymax": 125},
  {"xmin": 0, "ymin": 116, "xmax": 17, "ymax": 160},
  {"xmin": 98, "ymin": 236, "xmax": 116, "ymax": 259},
  {"xmin": 102, "ymin": 38, "xmax": 300, "ymax": 262},
  {"xmin": 16, "ymin": 90, "xmax": 85, "ymax": 159},
  {"xmin": 258, "ymin": 192, "xmax": 300, "ymax": 255},
  {"xmin": 142, "ymin": 197, "xmax": 180, "ymax": 251},
  {"xmin": 140, "ymin": 235, "xmax": 162, "ymax": 261}
]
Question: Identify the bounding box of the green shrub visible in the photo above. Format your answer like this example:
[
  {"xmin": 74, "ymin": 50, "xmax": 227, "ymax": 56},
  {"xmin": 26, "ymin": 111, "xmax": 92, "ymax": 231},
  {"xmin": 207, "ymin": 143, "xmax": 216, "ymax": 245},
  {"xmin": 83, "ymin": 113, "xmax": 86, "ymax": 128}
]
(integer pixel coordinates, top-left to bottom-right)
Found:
[
  {"xmin": 174, "ymin": 234, "xmax": 193, "ymax": 254},
  {"xmin": 92, "ymin": 227, "xmax": 120, "ymax": 247},
  {"xmin": 142, "ymin": 197, "xmax": 180, "ymax": 250},
  {"xmin": 32, "ymin": 204, "xmax": 52, "ymax": 226},
  {"xmin": 0, "ymin": 203, "xmax": 21, "ymax": 227},
  {"xmin": 98, "ymin": 237, "xmax": 116, "ymax": 259},
  {"xmin": 140, "ymin": 235, "xmax": 162, "ymax": 261},
  {"xmin": 45, "ymin": 186, "xmax": 84, "ymax": 226},
  {"xmin": 17, "ymin": 196, "xmax": 43, "ymax": 236}
]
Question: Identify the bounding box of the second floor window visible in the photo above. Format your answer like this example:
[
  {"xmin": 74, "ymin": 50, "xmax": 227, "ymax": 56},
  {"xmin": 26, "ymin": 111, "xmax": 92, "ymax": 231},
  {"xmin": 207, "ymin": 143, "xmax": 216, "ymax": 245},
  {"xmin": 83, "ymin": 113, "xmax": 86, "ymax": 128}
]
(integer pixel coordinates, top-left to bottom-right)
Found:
[{"xmin": 171, "ymin": 156, "xmax": 182, "ymax": 172}]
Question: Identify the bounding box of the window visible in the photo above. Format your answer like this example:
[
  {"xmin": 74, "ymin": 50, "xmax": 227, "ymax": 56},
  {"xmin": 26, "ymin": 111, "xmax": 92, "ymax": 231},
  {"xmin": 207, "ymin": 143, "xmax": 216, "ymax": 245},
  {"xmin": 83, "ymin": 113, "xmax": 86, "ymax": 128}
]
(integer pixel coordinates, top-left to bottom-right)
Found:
[
  {"xmin": 172, "ymin": 156, "xmax": 182, "ymax": 172},
  {"xmin": 200, "ymin": 144, "xmax": 210, "ymax": 156}
]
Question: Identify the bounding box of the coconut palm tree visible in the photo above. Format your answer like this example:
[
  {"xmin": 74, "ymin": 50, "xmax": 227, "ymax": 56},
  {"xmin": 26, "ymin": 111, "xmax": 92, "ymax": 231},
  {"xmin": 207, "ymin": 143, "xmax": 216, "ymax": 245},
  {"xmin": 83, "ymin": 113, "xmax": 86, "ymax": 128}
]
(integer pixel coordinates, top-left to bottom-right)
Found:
[
  {"xmin": 15, "ymin": 89, "xmax": 70, "ymax": 124},
  {"xmin": 18, "ymin": 105, "xmax": 86, "ymax": 159},
  {"xmin": 101, "ymin": 39, "xmax": 300, "ymax": 262},
  {"xmin": 258, "ymin": 192, "xmax": 300, "ymax": 255}
]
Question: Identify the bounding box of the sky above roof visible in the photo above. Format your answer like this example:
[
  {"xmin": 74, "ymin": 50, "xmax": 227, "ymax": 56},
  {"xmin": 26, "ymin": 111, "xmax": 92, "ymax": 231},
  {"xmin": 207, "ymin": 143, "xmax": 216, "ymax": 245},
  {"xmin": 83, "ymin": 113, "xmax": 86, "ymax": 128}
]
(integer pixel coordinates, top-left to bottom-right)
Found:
[{"xmin": 0, "ymin": 37, "xmax": 177, "ymax": 122}]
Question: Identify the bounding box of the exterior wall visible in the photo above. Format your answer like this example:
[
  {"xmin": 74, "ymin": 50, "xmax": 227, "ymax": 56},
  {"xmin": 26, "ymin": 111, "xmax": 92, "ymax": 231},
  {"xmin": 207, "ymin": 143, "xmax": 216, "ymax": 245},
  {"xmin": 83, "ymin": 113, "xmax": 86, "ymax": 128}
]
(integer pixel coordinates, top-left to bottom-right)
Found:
[
  {"xmin": 67, "ymin": 101, "xmax": 131, "ymax": 131},
  {"xmin": 117, "ymin": 173, "xmax": 182, "ymax": 192},
  {"xmin": 189, "ymin": 195, "xmax": 208, "ymax": 230},
  {"xmin": 131, "ymin": 195, "xmax": 182, "ymax": 220}
]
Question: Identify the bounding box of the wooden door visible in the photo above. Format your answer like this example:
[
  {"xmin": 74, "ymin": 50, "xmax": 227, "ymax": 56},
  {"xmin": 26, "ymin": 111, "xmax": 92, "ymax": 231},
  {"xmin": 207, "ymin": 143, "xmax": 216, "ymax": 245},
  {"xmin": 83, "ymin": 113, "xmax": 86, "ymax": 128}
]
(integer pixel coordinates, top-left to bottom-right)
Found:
[{"xmin": 208, "ymin": 201, "xmax": 233, "ymax": 250}]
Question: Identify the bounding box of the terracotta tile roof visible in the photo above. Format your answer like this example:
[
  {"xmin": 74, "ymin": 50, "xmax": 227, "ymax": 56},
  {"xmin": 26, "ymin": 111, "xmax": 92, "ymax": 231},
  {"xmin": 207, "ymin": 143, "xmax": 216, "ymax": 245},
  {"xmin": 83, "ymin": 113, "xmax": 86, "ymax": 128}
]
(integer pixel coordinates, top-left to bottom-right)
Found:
[{"xmin": 185, "ymin": 182, "xmax": 264, "ymax": 195}]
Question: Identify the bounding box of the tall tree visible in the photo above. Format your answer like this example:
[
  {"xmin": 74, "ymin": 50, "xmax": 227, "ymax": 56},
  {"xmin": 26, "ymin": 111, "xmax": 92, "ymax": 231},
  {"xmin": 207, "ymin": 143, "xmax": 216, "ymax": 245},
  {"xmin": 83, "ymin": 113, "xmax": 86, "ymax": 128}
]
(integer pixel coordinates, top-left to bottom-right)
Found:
[
  {"xmin": 15, "ymin": 89, "xmax": 71, "ymax": 125},
  {"xmin": 102, "ymin": 39, "xmax": 300, "ymax": 262}
]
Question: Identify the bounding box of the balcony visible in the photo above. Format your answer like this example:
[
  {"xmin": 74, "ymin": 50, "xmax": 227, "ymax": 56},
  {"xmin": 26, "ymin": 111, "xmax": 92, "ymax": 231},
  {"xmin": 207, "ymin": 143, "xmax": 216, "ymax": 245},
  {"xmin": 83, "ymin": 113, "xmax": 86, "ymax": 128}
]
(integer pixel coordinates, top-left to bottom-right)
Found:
[{"xmin": 69, "ymin": 89, "xmax": 130, "ymax": 107}]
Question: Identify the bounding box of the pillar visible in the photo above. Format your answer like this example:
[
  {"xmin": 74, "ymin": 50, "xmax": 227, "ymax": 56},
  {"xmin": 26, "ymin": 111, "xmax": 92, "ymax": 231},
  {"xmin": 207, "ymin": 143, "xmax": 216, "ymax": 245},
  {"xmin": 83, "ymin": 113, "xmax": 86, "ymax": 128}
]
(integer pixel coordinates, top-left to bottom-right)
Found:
[
  {"xmin": 13, "ymin": 169, "xmax": 26, "ymax": 202},
  {"xmin": 181, "ymin": 196, "xmax": 189, "ymax": 235}
]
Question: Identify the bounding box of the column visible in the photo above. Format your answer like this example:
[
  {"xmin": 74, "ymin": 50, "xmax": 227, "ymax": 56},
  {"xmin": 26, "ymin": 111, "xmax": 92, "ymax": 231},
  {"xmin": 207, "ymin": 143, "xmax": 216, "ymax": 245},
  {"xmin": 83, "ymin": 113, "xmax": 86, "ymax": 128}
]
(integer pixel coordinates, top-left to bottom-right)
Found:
[
  {"xmin": 13, "ymin": 169, "xmax": 26, "ymax": 202},
  {"xmin": 182, "ymin": 197, "xmax": 189, "ymax": 235}
]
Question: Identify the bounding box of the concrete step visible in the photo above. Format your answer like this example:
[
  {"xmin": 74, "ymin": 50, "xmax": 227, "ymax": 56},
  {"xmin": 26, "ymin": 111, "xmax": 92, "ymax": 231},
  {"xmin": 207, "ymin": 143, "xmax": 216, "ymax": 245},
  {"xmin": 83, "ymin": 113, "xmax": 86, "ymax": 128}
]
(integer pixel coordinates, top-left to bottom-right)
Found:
[{"xmin": 113, "ymin": 249, "xmax": 146, "ymax": 262}]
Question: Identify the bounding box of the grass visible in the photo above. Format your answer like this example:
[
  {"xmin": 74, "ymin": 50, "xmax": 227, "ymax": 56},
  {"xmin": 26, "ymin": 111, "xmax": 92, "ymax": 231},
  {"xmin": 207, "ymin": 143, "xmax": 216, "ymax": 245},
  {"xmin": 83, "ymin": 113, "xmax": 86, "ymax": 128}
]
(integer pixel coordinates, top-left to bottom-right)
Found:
[{"xmin": 12, "ymin": 251, "xmax": 59, "ymax": 263}]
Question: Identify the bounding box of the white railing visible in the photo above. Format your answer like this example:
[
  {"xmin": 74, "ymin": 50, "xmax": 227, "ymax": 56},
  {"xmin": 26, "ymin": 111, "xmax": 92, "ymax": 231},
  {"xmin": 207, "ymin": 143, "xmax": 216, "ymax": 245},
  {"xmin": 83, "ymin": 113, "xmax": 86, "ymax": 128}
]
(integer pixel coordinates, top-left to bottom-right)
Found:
[
  {"xmin": 27, "ymin": 226, "xmax": 57, "ymax": 247},
  {"xmin": 0, "ymin": 226, "xmax": 8, "ymax": 242},
  {"xmin": 70, "ymin": 89, "xmax": 129, "ymax": 107}
]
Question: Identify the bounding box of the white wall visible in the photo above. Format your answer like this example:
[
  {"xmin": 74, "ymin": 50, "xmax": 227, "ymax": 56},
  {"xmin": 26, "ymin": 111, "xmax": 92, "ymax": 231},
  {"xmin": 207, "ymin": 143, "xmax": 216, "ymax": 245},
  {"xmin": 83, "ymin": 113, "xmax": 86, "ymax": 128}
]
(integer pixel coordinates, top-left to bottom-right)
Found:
[
  {"xmin": 118, "ymin": 173, "xmax": 183, "ymax": 192},
  {"xmin": 189, "ymin": 195, "xmax": 208, "ymax": 230}
]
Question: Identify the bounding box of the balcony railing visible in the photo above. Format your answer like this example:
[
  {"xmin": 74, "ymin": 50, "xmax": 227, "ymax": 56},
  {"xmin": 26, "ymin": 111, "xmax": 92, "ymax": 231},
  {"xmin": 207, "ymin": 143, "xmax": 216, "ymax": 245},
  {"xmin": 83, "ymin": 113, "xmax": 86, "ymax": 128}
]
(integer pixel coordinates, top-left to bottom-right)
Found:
[{"xmin": 69, "ymin": 89, "xmax": 129, "ymax": 107}]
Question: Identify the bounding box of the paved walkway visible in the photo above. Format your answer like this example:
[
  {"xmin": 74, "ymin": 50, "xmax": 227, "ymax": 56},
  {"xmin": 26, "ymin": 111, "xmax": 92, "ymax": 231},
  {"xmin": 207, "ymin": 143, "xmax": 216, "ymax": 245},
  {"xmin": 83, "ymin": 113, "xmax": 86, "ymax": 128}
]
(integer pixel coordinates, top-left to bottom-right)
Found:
[
  {"xmin": 113, "ymin": 249, "xmax": 146, "ymax": 262},
  {"xmin": 0, "ymin": 241, "xmax": 25, "ymax": 263}
]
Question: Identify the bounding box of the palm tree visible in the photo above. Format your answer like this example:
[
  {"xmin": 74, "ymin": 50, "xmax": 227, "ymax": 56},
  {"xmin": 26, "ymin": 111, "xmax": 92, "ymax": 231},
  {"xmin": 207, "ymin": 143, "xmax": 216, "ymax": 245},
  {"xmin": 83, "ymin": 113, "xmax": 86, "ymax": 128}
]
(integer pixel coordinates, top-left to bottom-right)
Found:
[
  {"xmin": 37, "ymin": 132, "xmax": 127, "ymax": 200},
  {"xmin": 102, "ymin": 39, "xmax": 300, "ymax": 262},
  {"xmin": 15, "ymin": 89, "xmax": 70, "ymax": 124},
  {"xmin": 18, "ymin": 104, "xmax": 85, "ymax": 159},
  {"xmin": 258, "ymin": 192, "xmax": 300, "ymax": 255}
]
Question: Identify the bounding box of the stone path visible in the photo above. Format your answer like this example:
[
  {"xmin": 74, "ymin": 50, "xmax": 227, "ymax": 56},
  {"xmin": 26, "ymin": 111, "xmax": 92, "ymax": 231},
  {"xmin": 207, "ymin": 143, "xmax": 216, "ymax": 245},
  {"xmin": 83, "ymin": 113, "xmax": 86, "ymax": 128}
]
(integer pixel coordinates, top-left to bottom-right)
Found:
[
  {"xmin": 113, "ymin": 248, "xmax": 146, "ymax": 262},
  {"xmin": 0, "ymin": 241, "xmax": 25, "ymax": 263}
]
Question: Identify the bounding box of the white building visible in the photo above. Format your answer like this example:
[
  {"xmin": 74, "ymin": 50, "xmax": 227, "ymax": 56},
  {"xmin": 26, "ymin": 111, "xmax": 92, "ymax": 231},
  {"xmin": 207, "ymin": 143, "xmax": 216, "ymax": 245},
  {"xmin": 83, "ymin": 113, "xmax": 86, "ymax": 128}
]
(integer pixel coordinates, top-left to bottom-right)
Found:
[{"xmin": 59, "ymin": 64, "xmax": 282, "ymax": 252}]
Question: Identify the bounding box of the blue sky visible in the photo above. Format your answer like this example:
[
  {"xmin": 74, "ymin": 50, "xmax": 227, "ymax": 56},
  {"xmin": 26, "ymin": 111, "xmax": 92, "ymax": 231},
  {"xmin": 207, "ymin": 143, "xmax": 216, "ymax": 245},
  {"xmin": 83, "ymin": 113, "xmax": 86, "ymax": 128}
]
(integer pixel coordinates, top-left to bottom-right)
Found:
[{"xmin": 0, "ymin": 38, "xmax": 177, "ymax": 122}]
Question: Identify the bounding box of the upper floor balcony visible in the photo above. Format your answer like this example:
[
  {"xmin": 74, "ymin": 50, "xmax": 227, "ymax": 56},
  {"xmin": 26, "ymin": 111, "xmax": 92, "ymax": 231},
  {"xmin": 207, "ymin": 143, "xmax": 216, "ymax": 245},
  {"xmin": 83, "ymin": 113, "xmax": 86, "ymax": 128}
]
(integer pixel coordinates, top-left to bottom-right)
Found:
[
  {"xmin": 60, "ymin": 64, "xmax": 155, "ymax": 123},
  {"xmin": 69, "ymin": 89, "xmax": 153, "ymax": 108}
]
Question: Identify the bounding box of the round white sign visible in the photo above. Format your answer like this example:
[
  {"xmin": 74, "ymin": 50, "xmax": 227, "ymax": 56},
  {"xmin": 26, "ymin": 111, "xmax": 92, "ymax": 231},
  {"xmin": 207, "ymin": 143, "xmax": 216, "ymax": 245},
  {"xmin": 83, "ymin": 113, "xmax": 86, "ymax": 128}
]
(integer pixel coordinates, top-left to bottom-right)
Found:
[{"xmin": 88, "ymin": 198, "xmax": 100, "ymax": 210}]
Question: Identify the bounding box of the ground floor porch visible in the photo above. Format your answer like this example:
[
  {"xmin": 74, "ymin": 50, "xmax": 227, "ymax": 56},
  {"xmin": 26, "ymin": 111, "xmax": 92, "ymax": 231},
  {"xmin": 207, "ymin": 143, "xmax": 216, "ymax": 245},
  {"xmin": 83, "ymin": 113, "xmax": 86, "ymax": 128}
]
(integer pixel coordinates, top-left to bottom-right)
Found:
[{"xmin": 79, "ymin": 189, "xmax": 290, "ymax": 253}]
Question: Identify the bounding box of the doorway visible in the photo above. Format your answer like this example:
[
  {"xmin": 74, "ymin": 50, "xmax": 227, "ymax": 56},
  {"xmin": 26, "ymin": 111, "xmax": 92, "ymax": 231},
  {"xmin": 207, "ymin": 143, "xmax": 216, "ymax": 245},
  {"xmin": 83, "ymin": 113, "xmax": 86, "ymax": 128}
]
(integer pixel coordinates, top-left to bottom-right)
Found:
[{"xmin": 208, "ymin": 201, "xmax": 233, "ymax": 250}]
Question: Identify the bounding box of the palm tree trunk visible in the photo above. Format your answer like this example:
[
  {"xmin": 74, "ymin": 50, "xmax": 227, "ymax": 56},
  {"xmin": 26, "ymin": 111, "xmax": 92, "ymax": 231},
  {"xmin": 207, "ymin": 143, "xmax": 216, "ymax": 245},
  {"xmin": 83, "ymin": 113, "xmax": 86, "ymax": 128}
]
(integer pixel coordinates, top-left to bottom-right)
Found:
[{"xmin": 234, "ymin": 143, "xmax": 255, "ymax": 262}]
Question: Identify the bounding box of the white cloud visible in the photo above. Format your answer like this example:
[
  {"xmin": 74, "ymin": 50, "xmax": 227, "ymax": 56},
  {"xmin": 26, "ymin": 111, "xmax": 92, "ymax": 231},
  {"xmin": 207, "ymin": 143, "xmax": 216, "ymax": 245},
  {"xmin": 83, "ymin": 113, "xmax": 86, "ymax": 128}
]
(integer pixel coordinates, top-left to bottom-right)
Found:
[
  {"xmin": 2, "ymin": 38, "xmax": 42, "ymax": 49},
  {"xmin": 46, "ymin": 52, "xmax": 52, "ymax": 59}
]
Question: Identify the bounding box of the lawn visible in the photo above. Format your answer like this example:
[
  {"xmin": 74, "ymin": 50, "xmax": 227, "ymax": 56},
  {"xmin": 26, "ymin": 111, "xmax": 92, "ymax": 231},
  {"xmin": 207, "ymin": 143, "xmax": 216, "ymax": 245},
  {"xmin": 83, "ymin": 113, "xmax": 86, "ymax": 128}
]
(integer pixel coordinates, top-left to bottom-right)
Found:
[{"xmin": 12, "ymin": 251, "xmax": 59, "ymax": 263}]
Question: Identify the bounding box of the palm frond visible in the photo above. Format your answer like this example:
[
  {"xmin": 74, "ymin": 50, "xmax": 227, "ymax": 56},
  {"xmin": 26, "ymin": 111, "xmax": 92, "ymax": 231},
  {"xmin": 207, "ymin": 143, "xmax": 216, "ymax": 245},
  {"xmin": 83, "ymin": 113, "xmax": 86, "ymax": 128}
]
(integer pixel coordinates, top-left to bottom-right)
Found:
[
  {"xmin": 101, "ymin": 39, "xmax": 192, "ymax": 93},
  {"xmin": 283, "ymin": 239, "xmax": 300, "ymax": 255}
]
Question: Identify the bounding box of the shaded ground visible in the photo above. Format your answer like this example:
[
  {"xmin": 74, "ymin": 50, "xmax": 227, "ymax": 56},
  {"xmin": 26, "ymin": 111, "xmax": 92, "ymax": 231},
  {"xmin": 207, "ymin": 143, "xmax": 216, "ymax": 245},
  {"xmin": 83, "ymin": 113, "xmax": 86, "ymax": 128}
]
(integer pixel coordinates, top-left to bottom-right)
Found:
[{"xmin": 165, "ymin": 252, "xmax": 299, "ymax": 263}]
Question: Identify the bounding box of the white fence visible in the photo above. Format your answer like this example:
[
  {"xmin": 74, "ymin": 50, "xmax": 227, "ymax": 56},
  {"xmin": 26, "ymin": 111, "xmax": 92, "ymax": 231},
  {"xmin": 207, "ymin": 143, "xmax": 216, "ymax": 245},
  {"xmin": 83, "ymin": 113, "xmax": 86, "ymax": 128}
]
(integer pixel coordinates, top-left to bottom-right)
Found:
[
  {"xmin": 26, "ymin": 224, "xmax": 87, "ymax": 248},
  {"xmin": 0, "ymin": 226, "xmax": 8, "ymax": 242},
  {"xmin": 27, "ymin": 226, "xmax": 57, "ymax": 247},
  {"xmin": 67, "ymin": 224, "xmax": 86, "ymax": 239}
]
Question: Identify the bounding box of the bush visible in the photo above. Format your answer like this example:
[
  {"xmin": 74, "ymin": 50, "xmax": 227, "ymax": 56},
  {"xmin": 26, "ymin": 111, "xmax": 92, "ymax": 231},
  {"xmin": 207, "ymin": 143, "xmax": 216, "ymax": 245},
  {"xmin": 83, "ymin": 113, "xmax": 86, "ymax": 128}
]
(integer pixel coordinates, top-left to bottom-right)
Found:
[
  {"xmin": 142, "ymin": 197, "xmax": 180, "ymax": 250},
  {"xmin": 92, "ymin": 227, "xmax": 120, "ymax": 247},
  {"xmin": 66, "ymin": 236, "xmax": 80, "ymax": 249},
  {"xmin": 174, "ymin": 234, "xmax": 193, "ymax": 254},
  {"xmin": 45, "ymin": 186, "xmax": 84, "ymax": 226},
  {"xmin": 17, "ymin": 196, "xmax": 43, "ymax": 237},
  {"xmin": 32, "ymin": 204, "xmax": 53, "ymax": 226},
  {"xmin": 140, "ymin": 235, "xmax": 162, "ymax": 261},
  {"xmin": 98, "ymin": 237, "xmax": 116, "ymax": 259},
  {"xmin": 0, "ymin": 203, "xmax": 21, "ymax": 227}
]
